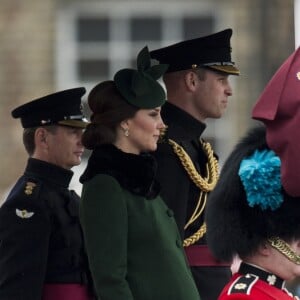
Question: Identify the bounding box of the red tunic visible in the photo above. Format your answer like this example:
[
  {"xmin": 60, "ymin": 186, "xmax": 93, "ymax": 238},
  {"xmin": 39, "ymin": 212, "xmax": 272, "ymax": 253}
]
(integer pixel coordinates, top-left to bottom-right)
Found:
[{"xmin": 219, "ymin": 273, "xmax": 298, "ymax": 300}]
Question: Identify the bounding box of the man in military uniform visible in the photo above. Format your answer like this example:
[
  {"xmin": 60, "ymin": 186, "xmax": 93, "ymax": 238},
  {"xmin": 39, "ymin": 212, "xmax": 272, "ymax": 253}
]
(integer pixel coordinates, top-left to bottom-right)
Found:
[
  {"xmin": 150, "ymin": 29, "xmax": 240, "ymax": 300},
  {"xmin": 206, "ymin": 126, "xmax": 300, "ymax": 300},
  {"xmin": 206, "ymin": 129, "xmax": 300, "ymax": 300},
  {"xmin": 0, "ymin": 88, "xmax": 95, "ymax": 299},
  {"xmin": 205, "ymin": 47, "xmax": 300, "ymax": 299}
]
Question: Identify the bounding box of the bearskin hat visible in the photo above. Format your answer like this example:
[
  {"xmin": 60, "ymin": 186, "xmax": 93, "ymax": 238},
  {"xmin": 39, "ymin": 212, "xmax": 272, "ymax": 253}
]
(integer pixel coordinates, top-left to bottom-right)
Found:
[{"xmin": 205, "ymin": 125, "xmax": 300, "ymax": 262}]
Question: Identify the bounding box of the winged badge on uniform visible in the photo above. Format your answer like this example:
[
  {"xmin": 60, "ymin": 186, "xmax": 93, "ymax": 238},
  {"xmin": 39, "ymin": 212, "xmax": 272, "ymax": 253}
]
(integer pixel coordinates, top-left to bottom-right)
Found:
[{"xmin": 15, "ymin": 208, "xmax": 34, "ymax": 219}]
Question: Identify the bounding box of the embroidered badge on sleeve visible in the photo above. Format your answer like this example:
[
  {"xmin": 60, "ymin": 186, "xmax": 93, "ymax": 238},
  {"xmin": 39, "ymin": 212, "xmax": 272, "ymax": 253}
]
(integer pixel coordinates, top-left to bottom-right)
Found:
[{"xmin": 16, "ymin": 209, "xmax": 34, "ymax": 219}]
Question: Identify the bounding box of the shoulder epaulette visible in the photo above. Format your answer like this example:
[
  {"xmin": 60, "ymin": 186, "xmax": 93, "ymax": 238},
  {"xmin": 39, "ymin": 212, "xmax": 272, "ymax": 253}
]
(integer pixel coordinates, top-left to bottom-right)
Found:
[{"xmin": 228, "ymin": 274, "xmax": 259, "ymax": 295}]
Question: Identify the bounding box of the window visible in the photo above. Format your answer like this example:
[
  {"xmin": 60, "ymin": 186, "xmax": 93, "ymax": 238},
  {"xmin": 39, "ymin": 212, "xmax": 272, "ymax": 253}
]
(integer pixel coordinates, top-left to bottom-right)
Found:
[
  {"xmin": 56, "ymin": 1, "xmax": 226, "ymax": 159},
  {"xmin": 131, "ymin": 17, "xmax": 162, "ymax": 41},
  {"xmin": 56, "ymin": 1, "xmax": 215, "ymax": 90},
  {"xmin": 77, "ymin": 17, "xmax": 109, "ymax": 42}
]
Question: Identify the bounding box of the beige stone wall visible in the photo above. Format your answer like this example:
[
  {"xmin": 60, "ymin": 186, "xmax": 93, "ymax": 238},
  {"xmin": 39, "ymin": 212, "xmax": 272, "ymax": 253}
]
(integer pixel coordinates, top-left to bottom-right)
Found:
[
  {"xmin": 197, "ymin": 0, "xmax": 295, "ymax": 160},
  {"xmin": 0, "ymin": 0, "xmax": 295, "ymax": 201},
  {"xmin": 215, "ymin": 0, "xmax": 295, "ymax": 142},
  {"xmin": 0, "ymin": 0, "xmax": 55, "ymax": 200}
]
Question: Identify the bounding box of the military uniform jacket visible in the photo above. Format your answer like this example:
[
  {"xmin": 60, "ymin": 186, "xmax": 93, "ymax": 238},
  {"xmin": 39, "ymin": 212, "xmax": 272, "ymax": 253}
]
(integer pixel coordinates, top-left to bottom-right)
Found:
[
  {"xmin": 79, "ymin": 144, "xmax": 200, "ymax": 300},
  {"xmin": 219, "ymin": 263, "xmax": 298, "ymax": 299},
  {"xmin": 153, "ymin": 102, "xmax": 231, "ymax": 300},
  {"xmin": 0, "ymin": 158, "xmax": 93, "ymax": 300},
  {"xmin": 154, "ymin": 102, "xmax": 208, "ymax": 239}
]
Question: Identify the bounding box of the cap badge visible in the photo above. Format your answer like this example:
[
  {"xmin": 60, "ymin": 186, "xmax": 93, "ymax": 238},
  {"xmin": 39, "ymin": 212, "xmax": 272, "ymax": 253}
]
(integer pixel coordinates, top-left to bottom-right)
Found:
[
  {"xmin": 24, "ymin": 181, "xmax": 36, "ymax": 195},
  {"xmin": 16, "ymin": 208, "xmax": 34, "ymax": 219},
  {"xmin": 192, "ymin": 64, "xmax": 198, "ymax": 69},
  {"xmin": 41, "ymin": 119, "xmax": 51, "ymax": 125},
  {"xmin": 296, "ymin": 72, "xmax": 300, "ymax": 80}
]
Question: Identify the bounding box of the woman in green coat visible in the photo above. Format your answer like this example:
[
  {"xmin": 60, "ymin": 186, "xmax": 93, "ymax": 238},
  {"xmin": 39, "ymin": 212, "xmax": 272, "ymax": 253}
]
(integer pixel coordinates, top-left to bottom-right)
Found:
[{"xmin": 79, "ymin": 46, "xmax": 201, "ymax": 300}]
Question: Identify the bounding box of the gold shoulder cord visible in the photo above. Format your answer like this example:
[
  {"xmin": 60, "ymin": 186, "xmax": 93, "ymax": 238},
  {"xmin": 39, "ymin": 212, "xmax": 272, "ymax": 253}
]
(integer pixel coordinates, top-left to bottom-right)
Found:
[{"xmin": 168, "ymin": 139, "xmax": 219, "ymax": 247}]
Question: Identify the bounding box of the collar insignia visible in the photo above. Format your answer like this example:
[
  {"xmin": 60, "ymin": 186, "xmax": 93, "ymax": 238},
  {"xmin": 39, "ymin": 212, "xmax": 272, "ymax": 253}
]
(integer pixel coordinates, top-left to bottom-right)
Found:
[
  {"xmin": 16, "ymin": 209, "xmax": 34, "ymax": 219},
  {"xmin": 267, "ymin": 274, "xmax": 277, "ymax": 285},
  {"xmin": 24, "ymin": 181, "xmax": 36, "ymax": 195}
]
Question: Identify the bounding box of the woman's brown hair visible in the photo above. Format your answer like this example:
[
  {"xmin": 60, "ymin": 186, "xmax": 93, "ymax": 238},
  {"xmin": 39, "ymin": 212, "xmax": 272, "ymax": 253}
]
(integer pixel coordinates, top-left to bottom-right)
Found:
[{"xmin": 82, "ymin": 81, "xmax": 138, "ymax": 150}]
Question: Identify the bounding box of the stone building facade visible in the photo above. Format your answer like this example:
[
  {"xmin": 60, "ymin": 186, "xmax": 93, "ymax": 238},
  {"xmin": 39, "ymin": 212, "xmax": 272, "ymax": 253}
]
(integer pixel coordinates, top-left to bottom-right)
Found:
[{"xmin": 0, "ymin": 0, "xmax": 295, "ymax": 200}]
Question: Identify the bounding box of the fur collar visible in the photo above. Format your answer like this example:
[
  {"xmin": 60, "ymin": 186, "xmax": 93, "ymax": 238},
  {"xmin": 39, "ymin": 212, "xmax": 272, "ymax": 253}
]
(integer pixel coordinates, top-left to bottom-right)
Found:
[{"xmin": 80, "ymin": 144, "xmax": 160, "ymax": 199}]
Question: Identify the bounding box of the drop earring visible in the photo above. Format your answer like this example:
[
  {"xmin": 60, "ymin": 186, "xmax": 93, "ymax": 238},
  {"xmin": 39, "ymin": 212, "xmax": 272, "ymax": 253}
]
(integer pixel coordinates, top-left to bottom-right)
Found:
[{"xmin": 124, "ymin": 128, "xmax": 129, "ymax": 137}]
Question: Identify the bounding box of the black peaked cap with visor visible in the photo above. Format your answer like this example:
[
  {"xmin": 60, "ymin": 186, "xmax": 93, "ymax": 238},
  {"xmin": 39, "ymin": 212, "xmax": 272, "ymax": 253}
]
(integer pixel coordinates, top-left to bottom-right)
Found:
[
  {"xmin": 150, "ymin": 28, "xmax": 239, "ymax": 75},
  {"xmin": 11, "ymin": 87, "xmax": 89, "ymax": 129}
]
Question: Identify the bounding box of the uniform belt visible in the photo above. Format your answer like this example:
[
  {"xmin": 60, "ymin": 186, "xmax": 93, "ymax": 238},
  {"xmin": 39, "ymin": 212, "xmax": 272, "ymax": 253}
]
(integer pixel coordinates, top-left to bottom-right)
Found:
[
  {"xmin": 42, "ymin": 283, "xmax": 94, "ymax": 300},
  {"xmin": 184, "ymin": 245, "xmax": 231, "ymax": 267}
]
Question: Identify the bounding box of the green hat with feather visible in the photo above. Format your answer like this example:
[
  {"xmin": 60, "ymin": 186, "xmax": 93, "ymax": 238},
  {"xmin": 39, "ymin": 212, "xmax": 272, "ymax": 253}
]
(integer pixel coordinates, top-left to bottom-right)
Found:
[{"xmin": 114, "ymin": 46, "xmax": 168, "ymax": 109}]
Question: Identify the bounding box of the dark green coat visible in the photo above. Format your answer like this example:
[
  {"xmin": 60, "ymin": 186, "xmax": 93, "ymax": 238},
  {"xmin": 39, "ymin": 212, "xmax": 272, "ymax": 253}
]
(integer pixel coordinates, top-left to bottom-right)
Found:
[{"xmin": 79, "ymin": 144, "xmax": 200, "ymax": 300}]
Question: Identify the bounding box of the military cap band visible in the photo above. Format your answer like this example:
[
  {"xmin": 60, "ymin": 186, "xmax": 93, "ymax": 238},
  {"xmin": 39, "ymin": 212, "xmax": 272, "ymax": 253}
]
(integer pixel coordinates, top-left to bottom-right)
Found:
[
  {"xmin": 194, "ymin": 61, "xmax": 240, "ymax": 75},
  {"xmin": 202, "ymin": 62, "xmax": 235, "ymax": 66},
  {"xmin": 32, "ymin": 114, "xmax": 88, "ymax": 127}
]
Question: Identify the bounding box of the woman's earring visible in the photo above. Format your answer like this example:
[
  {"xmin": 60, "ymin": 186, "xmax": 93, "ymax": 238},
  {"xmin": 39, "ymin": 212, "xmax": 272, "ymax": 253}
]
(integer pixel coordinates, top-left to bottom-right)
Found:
[
  {"xmin": 124, "ymin": 128, "xmax": 129, "ymax": 137},
  {"xmin": 158, "ymin": 125, "xmax": 168, "ymax": 142}
]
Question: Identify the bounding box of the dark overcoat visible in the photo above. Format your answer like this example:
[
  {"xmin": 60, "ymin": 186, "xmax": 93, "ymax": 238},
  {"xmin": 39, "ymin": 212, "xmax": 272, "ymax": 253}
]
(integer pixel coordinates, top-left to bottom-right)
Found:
[{"xmin": 0, "ymin": 158, "xmax": 93, "ymax": 300}]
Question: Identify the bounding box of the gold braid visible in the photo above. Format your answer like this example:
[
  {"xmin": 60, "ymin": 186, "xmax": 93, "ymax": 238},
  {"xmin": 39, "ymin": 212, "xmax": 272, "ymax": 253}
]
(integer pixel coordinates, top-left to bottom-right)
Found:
[
  {"xmin": 168, "ymin": 139, "xmax": 219, "ymax": 247},
  {"xmin": 268, "ymin": 237, "xmax": 300, "ymax": 265}
]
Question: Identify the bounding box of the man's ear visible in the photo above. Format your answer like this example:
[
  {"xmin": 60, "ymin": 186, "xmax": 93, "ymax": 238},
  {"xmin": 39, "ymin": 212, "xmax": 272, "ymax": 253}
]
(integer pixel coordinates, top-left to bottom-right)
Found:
[
  {"xmin": 35, "ymin": 128, "xmax": 48, "ymax": 145},
  {"xmin": 184, "ymin": 71, "xmax": 198, "ymax": 92}
]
